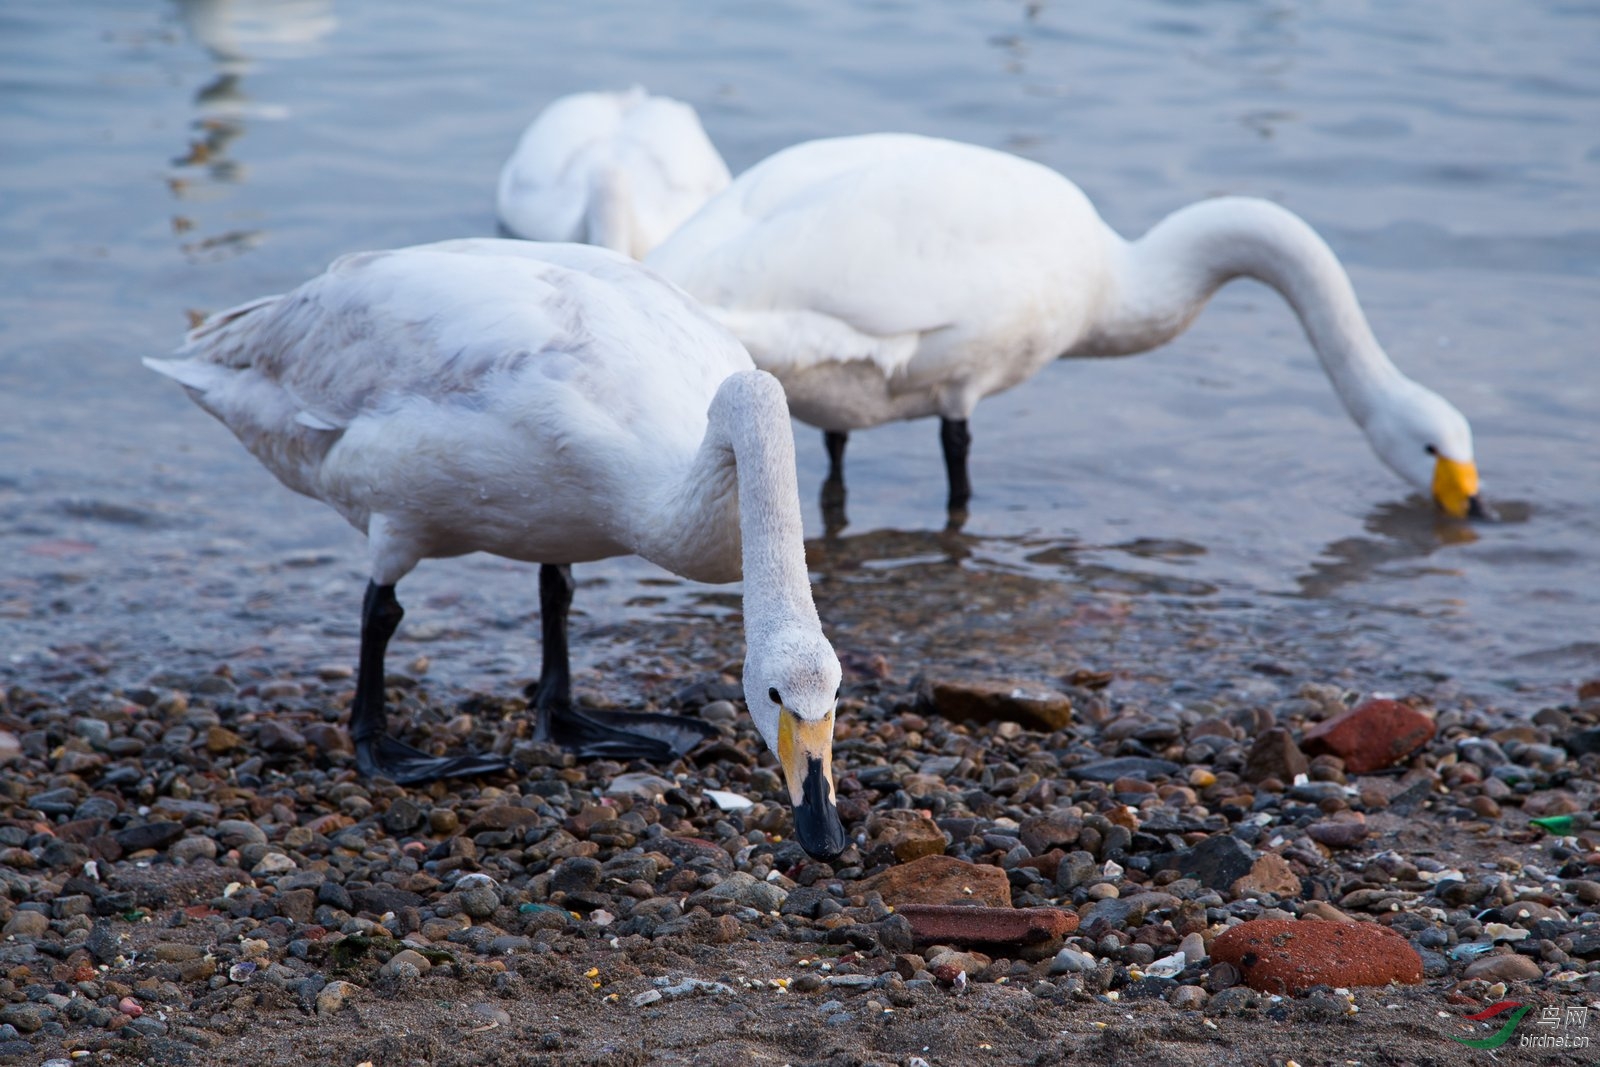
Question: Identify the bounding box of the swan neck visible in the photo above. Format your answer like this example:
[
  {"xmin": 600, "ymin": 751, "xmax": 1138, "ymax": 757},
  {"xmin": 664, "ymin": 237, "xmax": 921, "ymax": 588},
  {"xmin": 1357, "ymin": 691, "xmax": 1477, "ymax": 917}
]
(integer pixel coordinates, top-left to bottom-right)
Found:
[
  {"xmin": 650, "ymin": 372, "xmax": 819, "ymax": 633},
  {"xmin": 1102, "ymin": 198, "xmax": 1405, "ymax": 423},
  {"xmin": 588, "ymin": 168, "xmax": 638, "ymax": 258}
]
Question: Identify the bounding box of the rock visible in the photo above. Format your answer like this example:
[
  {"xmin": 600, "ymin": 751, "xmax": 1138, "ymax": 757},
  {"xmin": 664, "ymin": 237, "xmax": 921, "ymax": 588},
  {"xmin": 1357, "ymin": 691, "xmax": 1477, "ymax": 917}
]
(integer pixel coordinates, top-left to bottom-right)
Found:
[
  {"xmin": 1301, "ymin": 699, "xmax": 1435, "ymax": 774},
  {"xmin": 925, "ymin": 948, "xmax": 991, "ymax": 979},
  {"xmin": 1070, "ymin": 756, "xmax": 1181, "ymax": 783},
  {"xmin": 252, "ymin": 852, "xmax": 296, "ymax": 876},
  {"xmin": 1170, "ymin": 984, "xmax": 1208, "ymax": 1010},
  {"xmin": 256, "ymin": 720, "xmax": 306, "ymax": 752},
  {"xmin": 466, "ymin": 805, "xmax": 542, "ymax": 834},
  {"xmin": 206, "ymin": 726, "xmax": 244, "ymax": 753},
  {"xmin": 151, "ymin": 942, "xmax": 205, "ymax": 962},
  {"xmin": 315, "ymin": 980, "xmax": 358, "ymax": 1014},
  {"xmin": 216, "ymin": 820, "xmax": 269, "ymax": 848},
  {"xmin": 350, "ymin": 885, "xmax": 423, "ymax": 915},
  {"xmin": 550, "ymin": 857, "xmax": 603, "ymax": 896},
  {"xmin": 859, "ymin": 855, "xmax": 1011, "ymax": 907},
  {"xmin": 2, "ymin": 911, "xmax": 49, "ymax": 939},
  {"xmin": 1243, "ymin": 727, "xmax": 1308, "ymax": 784},
  {"xmin": 171, "ymin": 836, "xmax": 218, "ymax": 864},
  {"xmin": 916, "ymin": 678, "xmax": 1072, "ymax": 731},
  {"xmin": 1165, "ymin": 834, "xmax": 1256, "ymax": 891},
  {"xmin": 897, "ymin": 904, "xmax": 1077, "ymax": 950},
  {"xmin": 112, "ymin": 820, "xmax": 184, "ymax": 853},
  {"xmin": 1211, "ymin": 919, "xmax": 1423, "ymax": 994},
  {"xmin": 1231, "ymin": 853, "xmax": 1302, "ymax": 900},
  {"xmin": 866, "ymin": 809, "xmax": 946, "ymax": 863},
  {"xmin": 1050, "ymin": 948, "xmax": 1096, "ymax": 975},
  {"xmin": 459, "ymin": 886, "xmax": 499, "ymax": 919},
  {"xmin": 0, "ymin": 1005, "xmax": 43, "ymax": 1034},
  {"xmin": 382, "ymin": 798, "xmax": 424, "ymax": 835},
  {"xmin": 606, "ymin": 773, "xmax": 677, "ymax": 801},
  {"xmin": 1306, "ymin": 817, "xmax": 1368, "ymax": 849},
  {"xmin": 700, "ymin": 872, "xmax": 788, "ymax": 913},
  {"xmin": 1461, "ymin": 952, "xmax": 1544, "ymax": 982},
  {"xmin": 379, "ymin": 948, "xmax": 433, "ymax": 978},
  {"xmin": 1018, "ymin": 811, "xmax": 1082, "ymax": 855}
]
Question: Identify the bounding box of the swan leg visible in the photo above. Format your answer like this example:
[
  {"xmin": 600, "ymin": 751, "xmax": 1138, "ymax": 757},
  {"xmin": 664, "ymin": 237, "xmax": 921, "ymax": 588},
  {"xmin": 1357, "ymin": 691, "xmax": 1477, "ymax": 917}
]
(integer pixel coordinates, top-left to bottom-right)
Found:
[
  {"xmin": 528, "ymin": 564, "xmax": 715, "ymax": 761},
  {"xmin": 939, "ymin": 417, "xmax": 973, "ymax": 511},
  {"xmin": 821, "ymin": 430, "xmax": 849, "ymax": 534},
  {"xmin": 823, "ymin": 430, "xmax": 849, "ymax": 482},
  {"xmin": 351, "ymin": 582, "xmax": 513, "ymax": 785}
]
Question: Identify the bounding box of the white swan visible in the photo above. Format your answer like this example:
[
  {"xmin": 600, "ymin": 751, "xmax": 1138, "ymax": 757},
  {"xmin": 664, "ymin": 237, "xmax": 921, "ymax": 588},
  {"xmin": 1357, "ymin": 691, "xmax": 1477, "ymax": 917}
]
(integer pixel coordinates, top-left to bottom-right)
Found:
[
  {"xmin": 647, "ymin": 133, "xmax": 1484, "ymax": 519},
  {"xmin": 496, "ymin": 88, "xmax": 731, "ymax": 259},
  {"xmin": 144, "ymin": 239, "xmax": 846, "ymax": 859}
]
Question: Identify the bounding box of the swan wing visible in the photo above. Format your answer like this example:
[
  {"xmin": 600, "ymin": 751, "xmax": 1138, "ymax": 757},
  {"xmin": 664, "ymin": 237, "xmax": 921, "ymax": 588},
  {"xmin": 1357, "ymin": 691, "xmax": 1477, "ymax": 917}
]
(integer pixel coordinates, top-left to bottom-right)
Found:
[{"xmin": 649, "ymin": 134, "xmax": 1100, "ymax": 385}]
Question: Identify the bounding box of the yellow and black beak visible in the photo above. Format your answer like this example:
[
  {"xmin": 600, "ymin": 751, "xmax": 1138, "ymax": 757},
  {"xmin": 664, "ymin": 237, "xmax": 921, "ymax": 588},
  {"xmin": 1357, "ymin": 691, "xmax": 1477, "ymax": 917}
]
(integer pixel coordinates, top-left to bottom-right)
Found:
[
  {"xmin": 1432, "ymin": 454, "xmax": 1487, "ymax": 520},
  {"xmin": 778, "ymin": 707, "xmax": 845, "ymax": 861}
]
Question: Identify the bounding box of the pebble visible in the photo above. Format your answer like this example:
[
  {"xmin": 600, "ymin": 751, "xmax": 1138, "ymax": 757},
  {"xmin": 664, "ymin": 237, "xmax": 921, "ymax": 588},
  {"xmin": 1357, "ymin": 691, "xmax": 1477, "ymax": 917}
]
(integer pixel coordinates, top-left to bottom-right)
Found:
[{"xmin": 315, "ymin": 980, "xmax": 359, "ymax": 1014}]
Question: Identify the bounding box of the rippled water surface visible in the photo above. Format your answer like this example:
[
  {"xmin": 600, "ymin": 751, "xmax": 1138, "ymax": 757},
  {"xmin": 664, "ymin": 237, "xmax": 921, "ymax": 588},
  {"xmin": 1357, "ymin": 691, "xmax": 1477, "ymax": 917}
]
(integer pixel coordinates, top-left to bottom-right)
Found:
[{"xmin": 2, "ymin": 0, "xmax": 1596, "ymax": 708}]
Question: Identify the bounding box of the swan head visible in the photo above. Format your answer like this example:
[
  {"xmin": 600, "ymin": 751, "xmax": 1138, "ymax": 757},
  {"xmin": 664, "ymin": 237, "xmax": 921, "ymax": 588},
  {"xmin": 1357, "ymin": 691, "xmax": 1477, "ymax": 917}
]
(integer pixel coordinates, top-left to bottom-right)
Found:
[
  {"xmin": 1365, "ymin": 381, "xmax": 1485, "ymax": 519},
  {"xmin": 744, "ymin": 629, "xmax": 846, "ymax": 862}
]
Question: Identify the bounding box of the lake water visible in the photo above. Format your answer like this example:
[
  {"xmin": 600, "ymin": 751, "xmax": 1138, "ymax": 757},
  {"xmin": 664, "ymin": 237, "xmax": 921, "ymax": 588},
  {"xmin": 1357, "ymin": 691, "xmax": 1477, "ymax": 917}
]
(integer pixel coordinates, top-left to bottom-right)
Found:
[{"xmin": 2, "ymin": 0, "xmax": 1596, "ymax": 714}]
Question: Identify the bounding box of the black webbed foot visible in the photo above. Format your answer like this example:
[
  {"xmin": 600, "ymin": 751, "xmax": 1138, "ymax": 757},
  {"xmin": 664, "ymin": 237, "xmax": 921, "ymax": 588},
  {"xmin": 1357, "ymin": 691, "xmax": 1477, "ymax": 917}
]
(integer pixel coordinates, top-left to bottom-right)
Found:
[
  {"xmin": 543, "ymin": 704, "xmax": 716, "ymax": 761},
  {"xmin": 354, "ymin": 732, "xmax": 513, "ymax": 785}
]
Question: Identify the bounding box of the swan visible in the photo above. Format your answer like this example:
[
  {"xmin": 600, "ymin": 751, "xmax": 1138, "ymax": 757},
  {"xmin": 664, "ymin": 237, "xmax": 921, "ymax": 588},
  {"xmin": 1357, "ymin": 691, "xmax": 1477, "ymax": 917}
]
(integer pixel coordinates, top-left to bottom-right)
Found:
[
  {"xmin": 496, "ymin": 87, "xmax": 731, "ymax": 259},
  {"xmin": 144, "ymin": 239, "xmax": 846, "ymax": 860},
  {"xmin": 646, "ymin": 133, "xmax": 1485, "ymax": 520}
]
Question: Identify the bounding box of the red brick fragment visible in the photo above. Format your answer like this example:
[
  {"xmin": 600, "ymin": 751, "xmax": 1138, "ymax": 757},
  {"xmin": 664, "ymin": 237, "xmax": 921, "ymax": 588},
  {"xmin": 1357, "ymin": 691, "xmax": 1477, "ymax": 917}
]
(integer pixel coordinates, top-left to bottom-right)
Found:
[
  {"xmin": 896, "ymin": 904, "xmax": 1078, "ymax": 948},
  {"xmin": 1211, "ymin": 918, "xmax": 1422, "ymax": 994},
  {"xmin": 1301, "ymin": 699, "xmax": 1435, "ymax": 774}
]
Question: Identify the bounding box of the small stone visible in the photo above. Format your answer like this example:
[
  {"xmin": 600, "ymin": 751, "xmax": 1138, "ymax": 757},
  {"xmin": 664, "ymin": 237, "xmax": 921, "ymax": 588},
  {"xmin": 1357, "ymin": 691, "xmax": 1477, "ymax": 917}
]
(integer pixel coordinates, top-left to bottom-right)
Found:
[
  {"xmin": 1305, "ymin": 817, "xmax": 1369, "ymax": 849},
  {"xmin": 316, "ymin": 980, "xmax": 358, "ymax": 1014},
  {"xmin": 859, "ymin": 855, "xmax": 1012, "ymax": 907},
  {"xmin": 916, "ymin": 678, "xmax": 1073, "ymax": 731},
  {"xmin": 171, "ymin": 836, "xmax": 218, "ymax": 864},
  {"xmin": 216, "ymin": 819, "xmax": 269, "ymax": 847},
  {"xmin": 382, "ymin": 798, "xmax": 424, "ymax": 835},
  {"xmin": 1461, "ymin": 952, "xmax": 1543, "ymax": 983},
  {"xmin": 459, "ymin": 886, "xmax": 499, "ymax": 919},
  {"xmin": 700, "ymin": 871, "xmax": 788, "ymax": 912},
  {"xmin": 1070, "ymin": 756, "xmax": 1181, "ymax": 783},
  {"xmin": 0, "ymin": 1005, "xmax": 43, "ymax": 1033},
  {"xmin": 866, "ymin": 809, "xmax": 946, "ymax": 863},
  {"xmin": 380, "ymin": 949, "xmax": 433, "ymax": 978},
  {"xmin": 1211, "ymin": 919, "xmax": 1423, "ymax": 994},
  {"xmin": 1050, "ymin": 948, "xmax": 1096, "ymax": 975},
  {"xmin": 1170, "ymin": 984, "xmax": 1208, "ymax": 1010},
  {"xmin": 1301, "ymin": 699, "xmax": 1435, "ymax": 774},
  {"xmin": 112, "ymin": 820, "xmax": 184, "ymax": 853},
  {"xmin": 1231, "ymin": 853, "xmax": 1302, "ymax": 900},
  {"xmin": 257, "ymin": 720, "xmax": 306, "ymax": 752},
  {"xmin": 206, "ymin": 726, "xmax": 245, "ymax": 753},
  {"xmin": 1243, "ymin": 727, "xmax": 1309, "ymax": 784},
  {"xmin": 1166, "ymin": 834, "xmax": 1256, "ymax": 891},
  {"xmin": 2, "ymin": 911, "xmax": 49, "ymax": 938},
  {"xmin": 252, "ymin": 852, "xmax": 297, "ymax": 876}
]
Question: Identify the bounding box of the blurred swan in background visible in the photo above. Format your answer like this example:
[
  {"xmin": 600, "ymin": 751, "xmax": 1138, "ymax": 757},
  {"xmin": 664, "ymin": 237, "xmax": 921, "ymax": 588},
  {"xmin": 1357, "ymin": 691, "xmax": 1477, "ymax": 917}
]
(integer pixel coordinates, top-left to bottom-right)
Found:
[{"xmin": 497, "ymin": 87, "xmax": 731, "ymax": 258}]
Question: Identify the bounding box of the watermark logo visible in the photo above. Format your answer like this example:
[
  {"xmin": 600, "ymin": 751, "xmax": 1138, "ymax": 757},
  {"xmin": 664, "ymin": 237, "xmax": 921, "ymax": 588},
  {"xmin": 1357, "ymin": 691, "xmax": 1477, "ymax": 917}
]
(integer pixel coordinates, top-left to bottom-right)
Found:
[{"xmin": 1450, "ymin": 1001, "xmax": 1590, "ymax": 1050}]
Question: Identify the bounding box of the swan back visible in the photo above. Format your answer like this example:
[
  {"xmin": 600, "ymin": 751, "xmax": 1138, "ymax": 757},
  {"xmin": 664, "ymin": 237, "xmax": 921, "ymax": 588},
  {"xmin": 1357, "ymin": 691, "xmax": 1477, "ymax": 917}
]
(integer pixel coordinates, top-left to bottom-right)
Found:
[
  {"xmin": 496, "ymin": 88, "xmax": 732, "ymax": 258},
  {"xmin": 147, "ymin": 240, "xmax": 754, "ymax": 568},
  {"xmin": 647, "ymin": 134, "xmax": 1117, "ymax": 424}
]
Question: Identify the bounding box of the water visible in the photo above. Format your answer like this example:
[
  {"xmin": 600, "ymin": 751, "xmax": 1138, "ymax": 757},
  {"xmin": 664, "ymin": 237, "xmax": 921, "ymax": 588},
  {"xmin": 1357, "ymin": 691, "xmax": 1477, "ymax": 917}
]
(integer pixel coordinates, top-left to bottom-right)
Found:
[{"xmin": 1, "ymin": 0, "xmax": 1596, "ymax": 711}]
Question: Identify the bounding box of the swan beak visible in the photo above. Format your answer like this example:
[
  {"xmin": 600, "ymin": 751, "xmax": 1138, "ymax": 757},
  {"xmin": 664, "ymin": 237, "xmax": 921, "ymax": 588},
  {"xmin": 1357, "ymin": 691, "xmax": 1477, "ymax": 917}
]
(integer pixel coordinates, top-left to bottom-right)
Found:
[
  {"xmin": 1431, "ymin": 455, "xmax": 1480, "ymax": 520},
  {"xmin": 779, "ymin": 708, "xmax": 845, "ymax": 861}
]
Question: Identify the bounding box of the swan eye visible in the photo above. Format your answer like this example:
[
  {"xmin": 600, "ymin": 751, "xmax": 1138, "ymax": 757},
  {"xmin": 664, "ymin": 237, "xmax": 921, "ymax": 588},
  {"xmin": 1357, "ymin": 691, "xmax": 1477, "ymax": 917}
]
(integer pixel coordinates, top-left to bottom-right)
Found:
[
  {"xmin": 768, "ymin": 687, "xmax": 781, "ymax": 705},
  {"xmin": 1424, "ymin": 444, "xmax": 1437, "ymax": 456}
]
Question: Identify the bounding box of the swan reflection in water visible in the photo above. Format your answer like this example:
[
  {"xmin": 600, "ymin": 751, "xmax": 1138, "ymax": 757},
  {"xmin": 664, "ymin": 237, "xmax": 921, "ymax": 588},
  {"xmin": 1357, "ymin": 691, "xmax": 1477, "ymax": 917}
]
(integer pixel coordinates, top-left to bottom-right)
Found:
[
  {"xmin": 1292, "ymin": 496, "xmax": 1528, "ymax": 602},
  {"xmin": 167, "ymin": 0, "xmax": 335, "ymax": 259}
]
